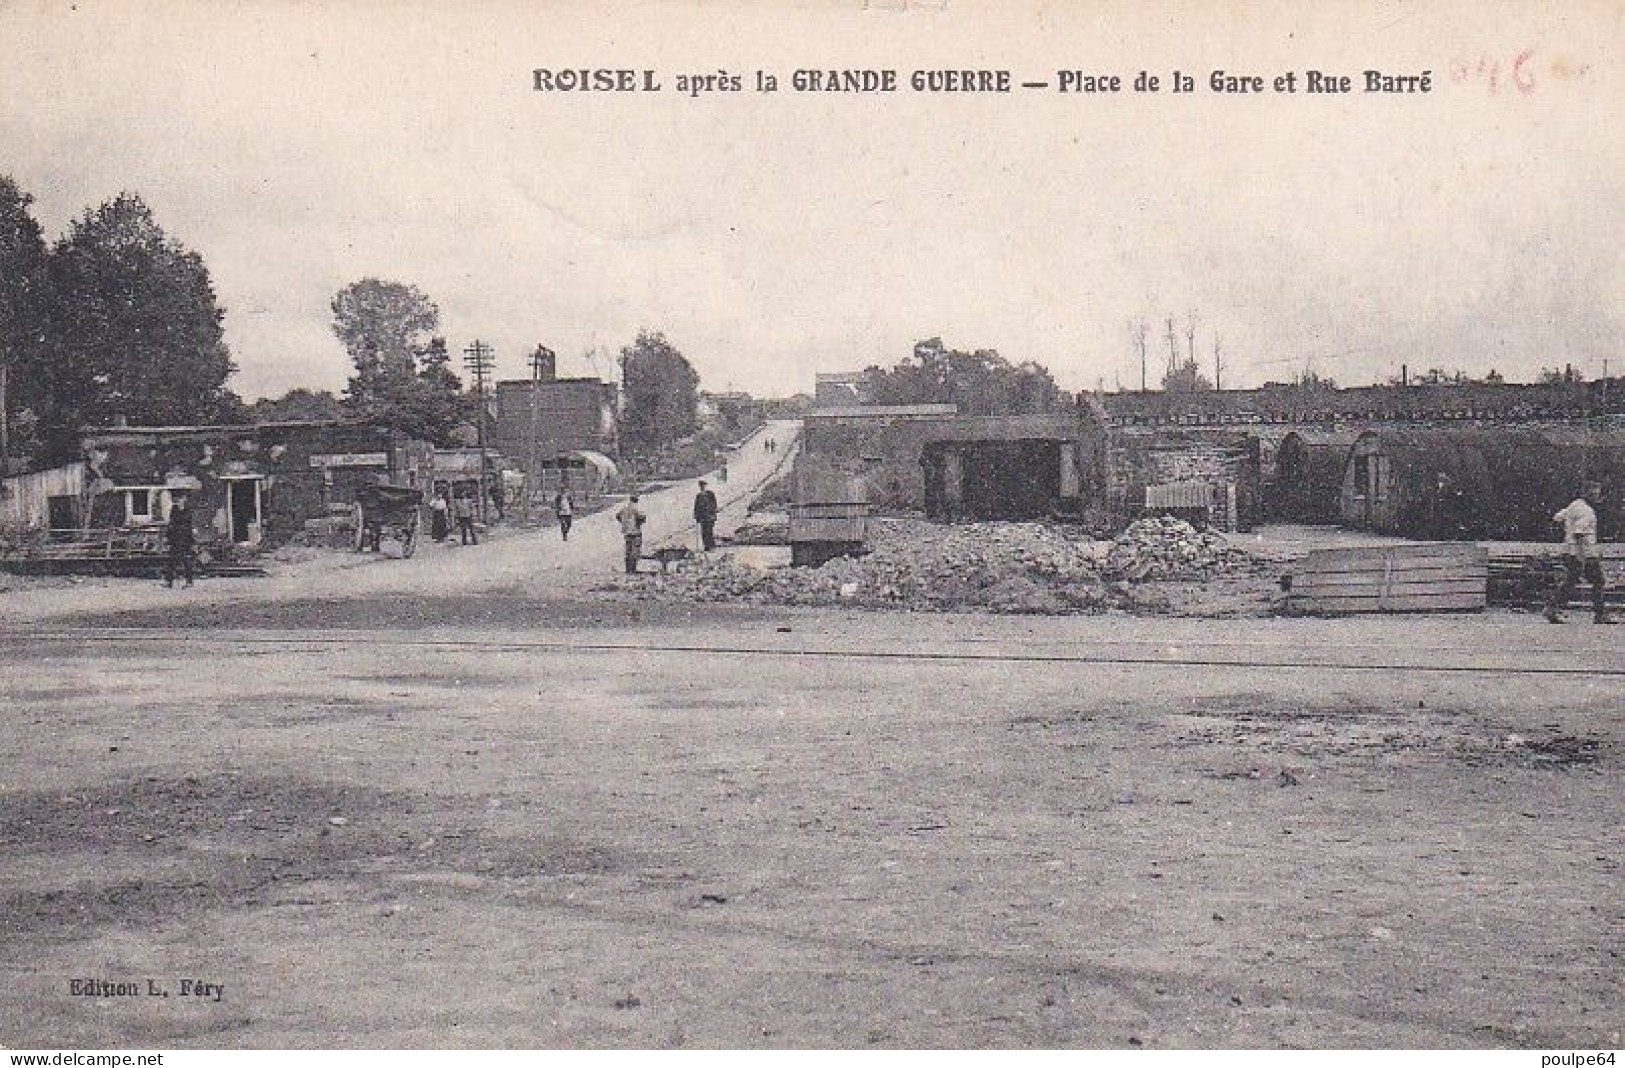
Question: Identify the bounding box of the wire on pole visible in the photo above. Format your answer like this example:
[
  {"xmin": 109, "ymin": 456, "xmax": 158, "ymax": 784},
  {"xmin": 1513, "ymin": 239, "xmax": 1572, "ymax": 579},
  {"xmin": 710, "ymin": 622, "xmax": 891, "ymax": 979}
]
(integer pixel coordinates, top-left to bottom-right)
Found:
[{"xmin": 462, "ymin": 340, "xmax": 495, "ymax": 522}]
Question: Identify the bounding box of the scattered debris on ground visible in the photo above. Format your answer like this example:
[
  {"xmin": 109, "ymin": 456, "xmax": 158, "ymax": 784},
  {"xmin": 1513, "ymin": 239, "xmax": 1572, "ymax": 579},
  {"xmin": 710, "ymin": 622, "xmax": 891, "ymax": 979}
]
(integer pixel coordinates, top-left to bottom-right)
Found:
[
  {"xmin": 729, "ymin": 516, "xmax": 789, "ymax": 546},
  {"xmin": 601, "ymin": 515, "xmax": 1276, "ymax": 615}
]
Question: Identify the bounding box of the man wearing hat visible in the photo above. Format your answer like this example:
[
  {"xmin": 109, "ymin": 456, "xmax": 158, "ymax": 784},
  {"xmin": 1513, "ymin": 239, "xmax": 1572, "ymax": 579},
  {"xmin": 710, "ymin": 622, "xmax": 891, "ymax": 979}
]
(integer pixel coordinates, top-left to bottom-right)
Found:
[
  {"xmin": 693, "ymin": 479, "xmax": 719, "ymax": 552},
  {"xmin": 164, "ymin": 488, "xmax": 196, "ymax": 588}
]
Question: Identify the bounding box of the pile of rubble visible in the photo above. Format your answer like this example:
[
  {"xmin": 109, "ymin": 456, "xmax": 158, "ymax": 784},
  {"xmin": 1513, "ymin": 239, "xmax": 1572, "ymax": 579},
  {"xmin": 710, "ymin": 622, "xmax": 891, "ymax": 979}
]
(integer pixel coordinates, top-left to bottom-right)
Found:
[
  {"xmin": 615, "ymin": 515, "xmax": 1267, "ymax": 615},
  {"xmin": 1101, "ymin": 515, "xmax": 1256, "ymax": 582},
  {"xmin": 728, "ymin": 517, "xmax": 790, "ymax": 546}
]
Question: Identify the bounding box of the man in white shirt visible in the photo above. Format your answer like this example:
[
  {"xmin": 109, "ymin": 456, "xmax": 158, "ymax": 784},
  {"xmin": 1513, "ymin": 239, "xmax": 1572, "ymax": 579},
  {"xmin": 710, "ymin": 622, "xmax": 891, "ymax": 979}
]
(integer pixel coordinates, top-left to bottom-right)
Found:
[{"xmin": 1545, "ymin": 483, "xmax": 1613, "ymax": 623}]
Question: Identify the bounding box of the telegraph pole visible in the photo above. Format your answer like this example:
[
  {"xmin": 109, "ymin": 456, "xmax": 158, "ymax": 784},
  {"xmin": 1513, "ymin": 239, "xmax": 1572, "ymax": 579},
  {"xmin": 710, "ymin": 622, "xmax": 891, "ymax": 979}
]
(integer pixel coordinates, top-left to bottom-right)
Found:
[
  {"xmin": 462, "ymin": 339, "xmax": 495, "ymax": 522},
  {"xmin": 1131, "ymin": 320, "xmax": 1149, "ymax": 393},
  {"xmin": 528, "ymin": 344, "xmax": 555, "ymax": 522}
]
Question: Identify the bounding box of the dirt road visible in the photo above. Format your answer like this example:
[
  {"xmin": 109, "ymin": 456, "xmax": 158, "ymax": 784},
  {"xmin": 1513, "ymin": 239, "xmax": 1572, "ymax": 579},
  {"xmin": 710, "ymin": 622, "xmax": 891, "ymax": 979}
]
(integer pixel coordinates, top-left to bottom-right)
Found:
[
  {"xmin": 0, "ymin": 419, "xmax": 800, "ymax": 627},
  {"xmin": 1, "ymin": 605, "xmax": 1618, "ymax": 1048}
]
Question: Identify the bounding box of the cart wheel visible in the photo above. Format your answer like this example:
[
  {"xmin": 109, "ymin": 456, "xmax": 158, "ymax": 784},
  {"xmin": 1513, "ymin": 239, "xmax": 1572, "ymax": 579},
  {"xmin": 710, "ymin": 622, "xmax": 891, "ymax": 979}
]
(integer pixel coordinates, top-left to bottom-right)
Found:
[
  {"xmin": 400, "ymin": 523, "xmax": 418, "ymax": 559},
  {"xmin": 352, "ymin": 504, "xmax": 367, "ymax": 552}
]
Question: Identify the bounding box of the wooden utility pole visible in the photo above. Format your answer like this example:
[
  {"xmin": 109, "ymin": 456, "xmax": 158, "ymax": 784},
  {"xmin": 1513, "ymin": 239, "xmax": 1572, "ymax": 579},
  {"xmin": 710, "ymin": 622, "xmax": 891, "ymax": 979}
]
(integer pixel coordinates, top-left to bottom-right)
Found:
[
  {"xmin": 1131, "ymin": 320, "xmax": 1149, "ymax": 392},
  {"xmin": 1213, "ymin": 334, "xmax": 1225, "ymax": 392},
  {"xmin": 0, "ymin": 363, "xmax": 8, "ymax": 474},
  {"xmin": 527, "ymin": 344, "xmax": 555, "ymax": 522},
  {"xmin": 462, "ymin": 339, "xmax": 495, "ymax": 522}
]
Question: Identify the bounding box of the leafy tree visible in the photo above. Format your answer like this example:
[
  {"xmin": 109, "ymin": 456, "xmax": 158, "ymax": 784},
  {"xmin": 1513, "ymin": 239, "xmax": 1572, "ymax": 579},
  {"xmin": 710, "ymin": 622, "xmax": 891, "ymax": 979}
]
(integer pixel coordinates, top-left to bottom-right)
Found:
[
  {"xmin": 395, "ymin": 336, "xmax": 471, "ymax": 445},
  {"xmin": 332, "ymin": 279, "xmax": 439, "ymax": 409},
  {"xmin": 619, "ymin": 329, "xmax": 699, "ymax": 454},
  {"xmin": 330, "ymin": 281, "xmax": 468, "ymax": 444},
  {"xmin": 246, "ymin": 387, "xmax": 345, "ymax": 423},
  {"xmin": 0, "ymin": 176, "xmax": 50, "ymax": 467},
  {"xmin": 42, "ymin": 193, "xmax": 237, "ymax": 454},
  {"xmin": 866, "ymin": 337, "xmax": 1065, "ymax": 415}
]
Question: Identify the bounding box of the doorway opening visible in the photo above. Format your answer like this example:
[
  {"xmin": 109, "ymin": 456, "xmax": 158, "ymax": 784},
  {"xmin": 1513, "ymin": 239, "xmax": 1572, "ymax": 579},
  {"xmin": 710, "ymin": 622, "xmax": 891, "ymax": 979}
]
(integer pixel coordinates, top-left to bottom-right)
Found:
[{"xmin": 226, "ymin": 478, "xmax": 262, "ymax": 544}]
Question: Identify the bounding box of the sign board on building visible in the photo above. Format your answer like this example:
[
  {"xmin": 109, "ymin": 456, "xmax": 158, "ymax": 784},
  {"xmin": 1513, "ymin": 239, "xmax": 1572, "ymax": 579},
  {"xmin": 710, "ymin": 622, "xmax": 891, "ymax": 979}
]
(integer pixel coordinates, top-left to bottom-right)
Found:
[{"xmin": 309, "ymin": 453, "xmax": 388, "ymax": 468}]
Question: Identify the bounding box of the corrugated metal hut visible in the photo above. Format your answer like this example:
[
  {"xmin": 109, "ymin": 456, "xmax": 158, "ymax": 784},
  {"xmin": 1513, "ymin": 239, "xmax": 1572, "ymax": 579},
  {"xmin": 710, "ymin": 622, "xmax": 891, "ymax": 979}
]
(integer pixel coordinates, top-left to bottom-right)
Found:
[
  {"xmin": 1273, "ymin": 430, "xmax": 1358, "ymax": 524},
  {"xmin": 1339, "ymin": 426, "xmax": 1624, "ymax": 540}
]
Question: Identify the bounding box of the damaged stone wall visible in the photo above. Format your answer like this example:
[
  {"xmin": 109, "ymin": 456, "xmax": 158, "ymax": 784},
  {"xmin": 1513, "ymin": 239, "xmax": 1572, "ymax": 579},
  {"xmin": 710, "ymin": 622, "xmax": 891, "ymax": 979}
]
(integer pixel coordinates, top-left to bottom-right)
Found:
[
  {"xmin": 802, "ymin": 408, "xmax": 1106, "ymax": 514},
  {"xmin": 78, "ymin": 422, "xmax": 432, "ymax": 548},
  {"xmin": 1107, "ymin": 428, "xmax": 1263, "ymax": 530}
]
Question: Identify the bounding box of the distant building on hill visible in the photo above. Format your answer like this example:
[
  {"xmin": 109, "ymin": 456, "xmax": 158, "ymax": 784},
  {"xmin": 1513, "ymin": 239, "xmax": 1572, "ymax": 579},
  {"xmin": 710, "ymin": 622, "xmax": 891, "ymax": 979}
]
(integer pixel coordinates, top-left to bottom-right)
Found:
[{"xmin": 814, "ymin": 370, "xmax": 875, "ymax": 408}]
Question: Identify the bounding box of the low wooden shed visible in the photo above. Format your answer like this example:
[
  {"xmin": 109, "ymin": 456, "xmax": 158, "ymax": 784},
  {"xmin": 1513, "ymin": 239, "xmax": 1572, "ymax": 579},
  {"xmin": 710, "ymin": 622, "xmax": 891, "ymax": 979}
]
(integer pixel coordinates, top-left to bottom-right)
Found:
[{"xmin": 789, "ymin": 457, "xmax": 869, "ymax": 567}]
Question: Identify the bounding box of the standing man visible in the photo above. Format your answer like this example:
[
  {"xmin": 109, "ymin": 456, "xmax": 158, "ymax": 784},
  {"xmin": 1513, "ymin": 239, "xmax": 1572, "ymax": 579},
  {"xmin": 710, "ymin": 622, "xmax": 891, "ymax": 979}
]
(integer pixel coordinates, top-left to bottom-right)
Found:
[
  {"xmin": 617, "ymin": 494, "xmax": 647, "ymax": 574},
  {"xmin": 554, "ymin": 485, "xmax": 575, "ymax": 542},
  {"xmin": 453, "ymin": 491, "xmax": 478, "ymax": 545},
  {"xmin": 1545, "ymin": 482, "xmax": 1613, "ymax": 624},
  {"xmin": 164, "ymin": 489, "xmax": 196, "ymax": 588},
  {"xmin": 693, "ymin": 479, "xmax": 719, "ymax": 552}
]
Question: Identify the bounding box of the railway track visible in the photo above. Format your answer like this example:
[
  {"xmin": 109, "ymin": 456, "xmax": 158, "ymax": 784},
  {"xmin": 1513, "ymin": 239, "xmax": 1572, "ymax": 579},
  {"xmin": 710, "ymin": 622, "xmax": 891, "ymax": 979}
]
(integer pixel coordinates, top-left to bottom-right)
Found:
[{"xmin": 14, "ymin": 625, "xmax": 1624, "ymax": 678}]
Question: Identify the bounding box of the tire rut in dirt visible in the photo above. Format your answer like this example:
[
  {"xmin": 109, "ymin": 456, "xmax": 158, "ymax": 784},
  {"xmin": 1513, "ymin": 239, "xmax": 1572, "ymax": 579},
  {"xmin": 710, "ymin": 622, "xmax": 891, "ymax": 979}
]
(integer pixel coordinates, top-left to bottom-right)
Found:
[{"xmin": 0, "ymin": 771, "xmax": 641, "ymax": 942}]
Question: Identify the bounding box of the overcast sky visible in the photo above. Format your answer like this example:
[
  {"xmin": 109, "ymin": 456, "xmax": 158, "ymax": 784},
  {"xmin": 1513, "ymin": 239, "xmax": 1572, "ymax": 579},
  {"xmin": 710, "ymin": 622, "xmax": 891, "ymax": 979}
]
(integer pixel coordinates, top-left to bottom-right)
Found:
[{"xmin": 2, "ymin": 0, "xmax": 1619, "ymax": 400}]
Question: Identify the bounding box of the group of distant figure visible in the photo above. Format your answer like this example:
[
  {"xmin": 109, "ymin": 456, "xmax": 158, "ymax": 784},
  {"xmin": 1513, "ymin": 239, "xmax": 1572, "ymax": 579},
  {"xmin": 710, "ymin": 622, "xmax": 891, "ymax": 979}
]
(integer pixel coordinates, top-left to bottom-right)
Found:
[
  {"xmin": 418, "ymin": 468, "xmax": 725, "ymax": 578},
  {"xmin": 427, "ymin": 485, "xmax": 481, "ymax": 545}
]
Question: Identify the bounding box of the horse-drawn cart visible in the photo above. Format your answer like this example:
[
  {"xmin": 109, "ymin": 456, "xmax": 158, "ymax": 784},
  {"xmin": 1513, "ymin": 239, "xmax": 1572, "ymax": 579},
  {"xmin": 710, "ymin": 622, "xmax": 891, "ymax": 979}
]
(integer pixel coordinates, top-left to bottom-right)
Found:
[{"xmin": 353, "ymin": 484, "xmax": 421, "ymax": 558}]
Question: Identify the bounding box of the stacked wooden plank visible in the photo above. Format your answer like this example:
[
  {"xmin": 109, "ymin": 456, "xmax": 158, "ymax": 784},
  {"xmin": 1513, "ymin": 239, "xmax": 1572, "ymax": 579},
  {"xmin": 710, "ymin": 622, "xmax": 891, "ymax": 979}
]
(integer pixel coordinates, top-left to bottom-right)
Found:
[
  {"xmin": 1290, "ymin": 543, "xmax": 1487, "ymax": 615},
  {"xmin": 1488, "ymin": 550, "xmax": 1623, "ymax": 609},
  {"xmin": 0, "ymin": 527, "xmax": 265, "ymax": 578},
  {"xmin": 28, "ymin": 528, "xmax": 165, "ymax": 560}
]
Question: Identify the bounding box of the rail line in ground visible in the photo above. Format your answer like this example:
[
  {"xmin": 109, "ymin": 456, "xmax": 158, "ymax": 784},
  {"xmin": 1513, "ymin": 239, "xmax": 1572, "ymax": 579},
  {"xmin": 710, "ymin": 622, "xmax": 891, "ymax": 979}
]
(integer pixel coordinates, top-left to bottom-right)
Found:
[{"xmin": 13, "ymin": 626, "xmax": 1624, "ymax": 678}]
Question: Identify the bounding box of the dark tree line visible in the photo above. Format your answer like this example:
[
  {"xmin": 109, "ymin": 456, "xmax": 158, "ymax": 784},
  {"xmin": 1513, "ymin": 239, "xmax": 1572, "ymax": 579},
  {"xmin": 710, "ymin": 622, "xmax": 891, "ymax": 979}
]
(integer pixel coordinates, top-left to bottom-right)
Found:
[
  {"xmin": 1, "ymin": 177, "xmax": 239, "ymax": 467},
  {"xmin": 865, "ymin": 337, "xmax": 1066, "ymax": 415}
]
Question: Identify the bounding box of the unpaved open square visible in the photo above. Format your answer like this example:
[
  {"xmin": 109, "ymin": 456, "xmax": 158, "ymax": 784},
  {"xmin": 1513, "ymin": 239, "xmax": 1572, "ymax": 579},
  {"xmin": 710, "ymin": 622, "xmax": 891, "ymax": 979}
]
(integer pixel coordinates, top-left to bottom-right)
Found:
[{"xmin": 1, "ymin": 607, "xmax": 1618, "ymax": 1047}]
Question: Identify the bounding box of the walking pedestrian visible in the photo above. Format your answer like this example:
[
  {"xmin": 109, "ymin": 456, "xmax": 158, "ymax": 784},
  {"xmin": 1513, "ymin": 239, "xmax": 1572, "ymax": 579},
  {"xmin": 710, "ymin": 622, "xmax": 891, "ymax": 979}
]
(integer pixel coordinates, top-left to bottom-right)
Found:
[
  {"xmin": 429, "ymin": 488, "xmax": 450, "ymax": 542},
  {"xmin": 453, "ymin": 492, "xmax": 477, "ymax": 545},
  {"xmin": 694, "ymin": 479, "xmax": 719, "ymax": 552},
  {"xmin": 164, "ymin": 489, "xmax": 196, "ymax": 588},
  {"xmin": 554, "ymin": 486, "xmax": 575, "ymax": 542},
  {"xmin": 488, "ymin": 475, "xmax": 505, "ymax": 522},
  {"xmin": 617, "ymin": 494, "xmax": 647, "ymax": 574},
  {"xmin": 1545, "ymin": 482, "xmax": 1614, "ymax": 624}
]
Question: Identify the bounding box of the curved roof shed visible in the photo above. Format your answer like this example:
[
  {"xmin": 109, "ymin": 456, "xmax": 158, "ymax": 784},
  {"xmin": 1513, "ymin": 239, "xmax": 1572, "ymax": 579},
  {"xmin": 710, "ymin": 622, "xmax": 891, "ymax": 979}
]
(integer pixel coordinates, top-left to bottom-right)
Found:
[{"xmin": 1339, "ymin": 426, "xmax": 1624, "ymax": 539}]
